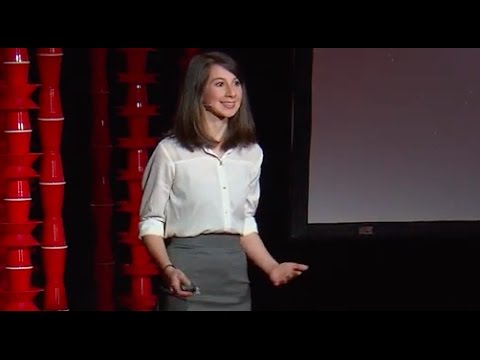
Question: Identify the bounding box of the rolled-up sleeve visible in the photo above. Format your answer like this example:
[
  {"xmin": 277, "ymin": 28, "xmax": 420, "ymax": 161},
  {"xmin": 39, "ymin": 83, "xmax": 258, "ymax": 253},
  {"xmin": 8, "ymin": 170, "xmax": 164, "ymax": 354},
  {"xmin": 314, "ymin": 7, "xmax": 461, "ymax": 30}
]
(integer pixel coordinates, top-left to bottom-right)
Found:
[
  {"xmin": 243, "ymin": 148, "xmax": 263, "ymax": 236},
  {"xmin": 138, "ymin": 143, "xmax": 175, "ymax": 239}
]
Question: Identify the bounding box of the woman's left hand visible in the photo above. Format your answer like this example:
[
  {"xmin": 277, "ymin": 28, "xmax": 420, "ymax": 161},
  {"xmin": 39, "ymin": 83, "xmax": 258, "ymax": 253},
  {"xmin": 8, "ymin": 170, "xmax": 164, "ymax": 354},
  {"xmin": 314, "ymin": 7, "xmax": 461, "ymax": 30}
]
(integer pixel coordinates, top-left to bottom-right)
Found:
[{"xmin": 269, "ymin": 262, "xmax": 309, "ymax": 286}]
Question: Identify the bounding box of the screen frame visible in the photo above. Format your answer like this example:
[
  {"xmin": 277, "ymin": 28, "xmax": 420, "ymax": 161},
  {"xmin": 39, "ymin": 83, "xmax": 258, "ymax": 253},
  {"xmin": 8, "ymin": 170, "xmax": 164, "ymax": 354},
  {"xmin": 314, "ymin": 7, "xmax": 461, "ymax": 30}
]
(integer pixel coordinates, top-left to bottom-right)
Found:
[{"xmin": 288, "ymin": 47, "xmax": 480, "ymax": 243}]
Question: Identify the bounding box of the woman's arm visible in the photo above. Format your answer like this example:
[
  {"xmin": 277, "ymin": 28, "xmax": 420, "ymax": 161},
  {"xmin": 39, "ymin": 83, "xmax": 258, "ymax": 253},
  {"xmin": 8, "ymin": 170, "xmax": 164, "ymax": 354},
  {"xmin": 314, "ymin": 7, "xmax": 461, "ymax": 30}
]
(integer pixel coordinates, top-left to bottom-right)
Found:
[
  {"xmin": 240, "ymin": 232, "xmax": 278, "ymax": 276},
  {"xmin": 241, "ymin": 145, "xmax": 308, "ymax": 285},
  {"xmin": 142, "ymin": 234, "xmax": 171, "ymax": 271},
  {"xmin": 240, "ymin": 232, "xmax": 309, "ymax": 286},
  {"xmin": 139, "ymin": 143, "xmax": 192, "ymax": 297}
]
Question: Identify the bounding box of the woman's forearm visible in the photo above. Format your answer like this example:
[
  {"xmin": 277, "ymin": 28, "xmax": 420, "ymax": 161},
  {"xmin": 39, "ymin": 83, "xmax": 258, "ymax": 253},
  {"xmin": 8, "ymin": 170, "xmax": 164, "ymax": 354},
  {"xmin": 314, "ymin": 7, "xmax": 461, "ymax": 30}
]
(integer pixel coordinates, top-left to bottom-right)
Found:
[
  {"xmin": 240, "ymin": 232, "xmax": 278, "ymax": 276},
  {"xmin": 142, "ymin": 234, "xmax": 171, "ymax": 270}
]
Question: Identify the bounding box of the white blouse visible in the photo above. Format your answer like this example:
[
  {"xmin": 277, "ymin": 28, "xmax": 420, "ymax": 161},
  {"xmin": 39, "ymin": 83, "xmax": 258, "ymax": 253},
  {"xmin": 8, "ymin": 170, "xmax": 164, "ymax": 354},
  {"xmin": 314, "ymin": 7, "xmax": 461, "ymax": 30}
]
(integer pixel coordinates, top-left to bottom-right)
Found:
[{"xmin": 139, "ymin": 136, "xmax": 263, "ymax": 239}]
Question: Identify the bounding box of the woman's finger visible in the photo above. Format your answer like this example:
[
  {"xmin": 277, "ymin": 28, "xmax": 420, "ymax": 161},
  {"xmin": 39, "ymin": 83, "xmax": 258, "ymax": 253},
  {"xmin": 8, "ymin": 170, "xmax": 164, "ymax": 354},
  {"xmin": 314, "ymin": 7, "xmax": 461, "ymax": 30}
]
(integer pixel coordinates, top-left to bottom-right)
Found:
[
  {"xmin": 178, "ymin": 272, "xmax": 192, "ymax": 286},
  {"xmin": 170, "ymin": 278, "xmax": 182, "ymax": 294},
  {"xmin": 293, "ymin": 263, "xmax": 309, "ymax": 271}
]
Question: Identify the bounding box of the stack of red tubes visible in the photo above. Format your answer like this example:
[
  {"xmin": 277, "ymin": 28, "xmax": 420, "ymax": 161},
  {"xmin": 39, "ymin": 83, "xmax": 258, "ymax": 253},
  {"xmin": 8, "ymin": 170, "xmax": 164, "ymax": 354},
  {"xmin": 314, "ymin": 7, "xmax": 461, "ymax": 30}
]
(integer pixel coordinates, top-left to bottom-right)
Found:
[
  {"xmin": 0, "ymin": 48, "xmax": 42, "ymax": 310},
  {"xmin": 36, "ymin": 48, "xmax": 68, "ymax": 311},
  {"xmin": 116, "ymin": 48, "xmax": 159, "ymax": 311}
]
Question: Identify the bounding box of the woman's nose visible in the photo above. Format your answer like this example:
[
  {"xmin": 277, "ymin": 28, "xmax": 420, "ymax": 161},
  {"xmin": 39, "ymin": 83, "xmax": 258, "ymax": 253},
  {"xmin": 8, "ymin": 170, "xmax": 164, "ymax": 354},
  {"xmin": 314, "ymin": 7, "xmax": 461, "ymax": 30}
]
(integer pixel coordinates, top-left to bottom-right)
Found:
[{"xmin": 225, "ymin": 85, "xmax": 237, "ymax": 97}]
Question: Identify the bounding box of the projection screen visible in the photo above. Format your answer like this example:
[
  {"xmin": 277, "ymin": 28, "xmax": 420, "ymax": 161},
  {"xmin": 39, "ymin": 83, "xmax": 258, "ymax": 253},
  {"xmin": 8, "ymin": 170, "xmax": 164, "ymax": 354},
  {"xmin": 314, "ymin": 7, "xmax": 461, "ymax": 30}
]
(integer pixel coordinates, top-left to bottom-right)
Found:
[{"xmin": 290, "ymin": 48, "xmax": 480, "ymax": 242}]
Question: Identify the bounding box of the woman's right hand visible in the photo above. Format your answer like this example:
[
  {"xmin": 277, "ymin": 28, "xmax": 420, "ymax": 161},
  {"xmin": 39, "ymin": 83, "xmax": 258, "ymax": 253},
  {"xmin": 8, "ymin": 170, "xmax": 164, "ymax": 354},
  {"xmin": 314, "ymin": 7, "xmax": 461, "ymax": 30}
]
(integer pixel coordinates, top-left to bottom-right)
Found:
[{"xmin": 163, "ymin": 266, "xmax": 195, "ymax": 298}]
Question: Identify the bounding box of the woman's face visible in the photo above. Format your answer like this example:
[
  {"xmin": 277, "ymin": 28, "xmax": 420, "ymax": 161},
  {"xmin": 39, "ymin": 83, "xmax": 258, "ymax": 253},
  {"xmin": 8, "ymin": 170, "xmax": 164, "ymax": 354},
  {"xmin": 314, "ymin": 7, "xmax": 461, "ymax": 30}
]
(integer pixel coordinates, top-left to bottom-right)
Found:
[{"xmin": 201, "ymin": 64, "xmax": 243, "ymax": 120}]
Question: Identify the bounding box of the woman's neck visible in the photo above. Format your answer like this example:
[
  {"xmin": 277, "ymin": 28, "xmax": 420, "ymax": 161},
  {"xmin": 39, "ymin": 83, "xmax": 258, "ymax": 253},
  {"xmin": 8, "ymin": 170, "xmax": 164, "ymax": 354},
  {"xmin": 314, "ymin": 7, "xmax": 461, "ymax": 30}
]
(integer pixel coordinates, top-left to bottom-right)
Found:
[
  {"xmin": 203, "ymin": 113, "xmax": 229, "ymax": 157},
  {"xmin": 205, "ymin": 113, "xmax": 228, "ymax": 143}
]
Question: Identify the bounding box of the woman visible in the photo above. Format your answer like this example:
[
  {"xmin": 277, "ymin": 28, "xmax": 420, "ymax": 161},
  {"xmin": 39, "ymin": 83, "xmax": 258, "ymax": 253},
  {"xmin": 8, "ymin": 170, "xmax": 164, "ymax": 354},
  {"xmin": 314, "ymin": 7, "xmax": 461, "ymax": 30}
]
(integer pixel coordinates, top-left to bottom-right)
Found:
[{"xmin": 139, "ymin": 51, "xmax": 308, "ymax": 311}]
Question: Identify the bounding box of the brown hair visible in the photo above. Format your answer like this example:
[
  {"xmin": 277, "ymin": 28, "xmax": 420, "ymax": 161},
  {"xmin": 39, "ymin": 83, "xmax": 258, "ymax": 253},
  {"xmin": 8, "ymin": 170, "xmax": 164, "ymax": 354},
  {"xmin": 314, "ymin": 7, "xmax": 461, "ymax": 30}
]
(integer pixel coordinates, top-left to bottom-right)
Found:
[{"xmin": 172, "ymin": 51, "xmax": 257, "ymax": 151}]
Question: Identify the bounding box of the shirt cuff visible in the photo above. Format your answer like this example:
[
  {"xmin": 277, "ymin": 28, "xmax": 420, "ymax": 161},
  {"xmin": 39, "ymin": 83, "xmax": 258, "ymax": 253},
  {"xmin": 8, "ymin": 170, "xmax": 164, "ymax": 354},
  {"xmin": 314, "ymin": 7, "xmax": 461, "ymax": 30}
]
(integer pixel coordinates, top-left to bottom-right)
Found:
[
  {"xmin": 139, "ymin": 218, "xmax": 165, "ymax": 239},
  {"xmin": 243, "ymin": 217, "xmax": 258, "ymax": 236}
]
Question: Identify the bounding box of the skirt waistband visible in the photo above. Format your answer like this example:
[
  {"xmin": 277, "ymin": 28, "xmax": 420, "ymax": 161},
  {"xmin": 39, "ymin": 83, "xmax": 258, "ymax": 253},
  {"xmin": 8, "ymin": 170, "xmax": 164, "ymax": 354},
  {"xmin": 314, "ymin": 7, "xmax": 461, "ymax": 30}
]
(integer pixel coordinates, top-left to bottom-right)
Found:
[{"xmin": 167, "ymin": 233, "xmax": 241, "ymax": 251}]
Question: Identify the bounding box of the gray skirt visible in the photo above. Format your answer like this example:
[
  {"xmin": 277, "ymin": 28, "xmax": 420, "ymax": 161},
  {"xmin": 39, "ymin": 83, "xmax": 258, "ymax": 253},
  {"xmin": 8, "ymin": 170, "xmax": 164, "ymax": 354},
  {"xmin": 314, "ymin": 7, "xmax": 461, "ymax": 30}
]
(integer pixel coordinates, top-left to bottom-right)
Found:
[{"xmin": 157, "ymin": 234, "xmax": 251, "ymax": 311}]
